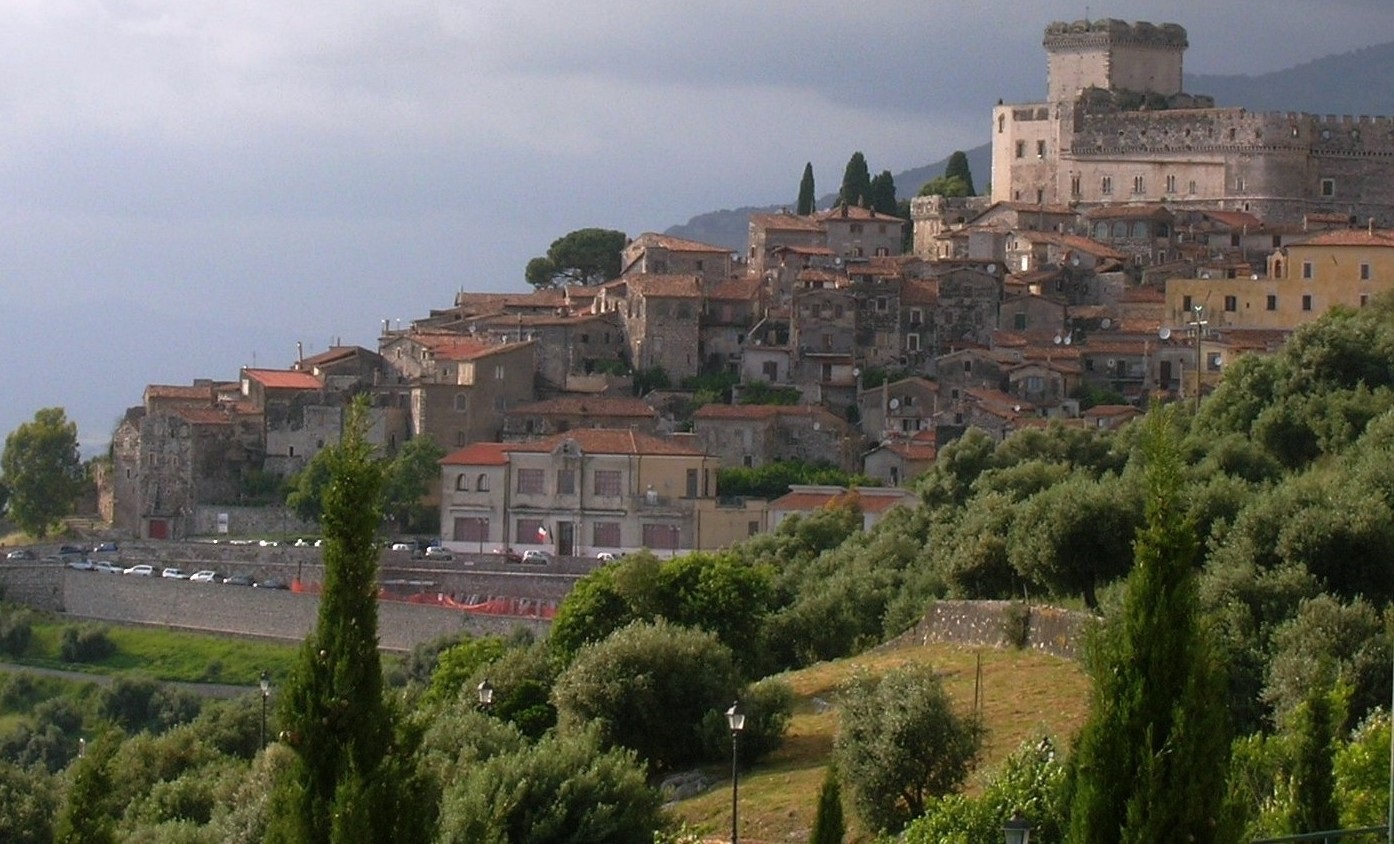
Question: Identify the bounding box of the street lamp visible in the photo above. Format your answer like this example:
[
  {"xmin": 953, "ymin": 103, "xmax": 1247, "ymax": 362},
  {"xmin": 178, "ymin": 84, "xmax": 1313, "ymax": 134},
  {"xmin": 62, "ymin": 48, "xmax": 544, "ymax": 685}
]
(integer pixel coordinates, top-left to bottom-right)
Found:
[
  {"xmin": 259, "ymin": 670, "xmax": 271, "ymax": 750},
  {"xmin": 1188, "ymin": 304, "xmax": 1207, "ymax": 412},
  {"xmin": 477, "ymin": 679, "xmax": 494, "ymax": 710},
  {"xmin": 1003, "ymin": 810, "xmax": 1032, "ymax": 844},
  {"xmin": 726, "ymin": 700, "xmax": 746, "ymax": 844}
]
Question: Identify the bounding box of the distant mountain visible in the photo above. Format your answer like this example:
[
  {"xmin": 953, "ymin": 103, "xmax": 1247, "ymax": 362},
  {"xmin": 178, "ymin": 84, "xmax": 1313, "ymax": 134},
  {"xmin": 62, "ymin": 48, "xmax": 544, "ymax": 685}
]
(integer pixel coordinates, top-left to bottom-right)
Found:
[
  {"xmin": 1188, "ymin": 41, "xmax": 1394, "ymax": 116},
  {"xmin": 664, "ymin": 144, "xmax": 992, "ymax": 253},
  {"xmin": 669, "ymin": 42, "xmax": 1394, "ymax": 253}
]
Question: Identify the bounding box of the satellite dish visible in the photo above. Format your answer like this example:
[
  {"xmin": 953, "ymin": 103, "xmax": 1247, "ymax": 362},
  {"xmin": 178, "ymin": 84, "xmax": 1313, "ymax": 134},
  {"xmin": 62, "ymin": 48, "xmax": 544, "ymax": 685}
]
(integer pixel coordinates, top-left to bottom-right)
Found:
[
  {"xmin": 889, "ymin": 398, "xmax": 901, "ymax": 410},
  {"xmin": 987, "ymin": 264, "xmax": 999, "ymax": 275},
  {"xmin": 1159, "ymin": 326, "xmax": 1172, "ymax": 340},
  {"xmin": 1053, "ymin": 334, "xmax": 1062, "ymax": 345},
  {"xmin": 1100, "ymin": 318, "xmax": 1112, "ymax": 329},
  {"xmin": 1070, "ymin": 255, "xmax": 1081, "ymax": 267},
  {"xmin": 1064, "ymin": 335, "xmax": 1073, "ymax": 345}
]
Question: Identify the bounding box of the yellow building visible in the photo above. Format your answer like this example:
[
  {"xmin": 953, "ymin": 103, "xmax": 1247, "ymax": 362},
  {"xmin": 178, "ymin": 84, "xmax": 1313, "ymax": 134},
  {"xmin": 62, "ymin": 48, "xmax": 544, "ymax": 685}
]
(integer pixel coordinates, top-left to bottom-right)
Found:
[{"xmin": 1164, "ymin": 226, "xmax": 1394, "ymax": 331}]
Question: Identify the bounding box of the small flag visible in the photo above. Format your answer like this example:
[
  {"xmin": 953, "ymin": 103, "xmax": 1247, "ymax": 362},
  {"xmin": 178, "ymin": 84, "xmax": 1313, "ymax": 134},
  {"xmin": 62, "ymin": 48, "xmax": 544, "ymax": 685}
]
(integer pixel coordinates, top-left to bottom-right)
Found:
[{"xmin": 537, "ymin": 524, "xmax": 549, "ymax": 540}]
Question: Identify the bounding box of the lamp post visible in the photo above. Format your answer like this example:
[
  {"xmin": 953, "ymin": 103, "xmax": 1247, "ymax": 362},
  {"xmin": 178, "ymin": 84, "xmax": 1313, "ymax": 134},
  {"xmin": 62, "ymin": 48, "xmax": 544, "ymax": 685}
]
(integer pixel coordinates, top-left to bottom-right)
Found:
[
  {"xmin": 259, "ymin": 670, "xmax": 271, "ymax": 750},
  {"xmin": 726, "ymin": 700, "xmax": 745, "ymax": 844},
  {"xmin": 1003, "ymin": 810, "xmax": 1032, "ymax": 844},
  {"xmin": 1188, "ymin": 304, "xmax": 1207, "ymax": 413},
  {"xmin": 477, "ymin": 679, "xmax": 494, "ymax": 710}
]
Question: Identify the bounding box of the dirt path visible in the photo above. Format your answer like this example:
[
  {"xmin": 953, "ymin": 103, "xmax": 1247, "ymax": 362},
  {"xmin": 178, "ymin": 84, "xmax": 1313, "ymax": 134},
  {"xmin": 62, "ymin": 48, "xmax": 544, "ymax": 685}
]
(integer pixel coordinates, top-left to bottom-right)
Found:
[{"xmin": 0, "ymin": 661, "xmax": 256, "ymax": 700}]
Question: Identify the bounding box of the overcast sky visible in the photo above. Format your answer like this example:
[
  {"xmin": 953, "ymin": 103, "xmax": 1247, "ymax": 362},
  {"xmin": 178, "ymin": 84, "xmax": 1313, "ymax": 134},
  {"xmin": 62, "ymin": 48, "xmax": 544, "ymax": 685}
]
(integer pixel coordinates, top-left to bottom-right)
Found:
[{"xmin": 3, "ymin": 1, "xmax": 1393, "ymax": 452}]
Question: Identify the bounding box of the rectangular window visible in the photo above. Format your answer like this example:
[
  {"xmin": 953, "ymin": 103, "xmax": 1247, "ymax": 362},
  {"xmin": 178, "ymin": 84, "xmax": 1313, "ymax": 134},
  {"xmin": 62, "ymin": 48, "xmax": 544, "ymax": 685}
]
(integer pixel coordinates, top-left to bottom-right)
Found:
[
  {"xmin": 1015, "ymin": 141, "xmax": 1025, "ymax": 158},
  {"xmin": 593, "ymin": 469, "xmax": 621, "ymax": 497},
  {"xmin": 1266, "ymin": 294, "xmax": 1277, "ymax": 311},
  {"xmin": 1224, "ymin": 295, "xmax": 1237, "ymax": 312},
  {"xmin": 556, "ymin": 469, "xmax": 576, "ymax": 496},
  {"xmin": 908, "ymin": 307, "xmax": 922, "ymax": 325},
  {"xmin": 1361, "ymin": 294, "xmax": 1369, "ymax": 307},
  {"xmin": 1360, "ymin": 263, "xmax": 1371, "ymax": 280},
  {"xmin": 592, "ymin": 521, "xmax": 621, "ymax": 547},
  {"xmin": 494, "ymin": 364, "xmax": 505, "ymax": 380},
  {"xmin": 516, "ymin": 468, "xmax": 544, "ymax": 494},
  {"xmin": 1036, "ymin": 140, "xmax": 1046, "ymax": 158},
  {"xmin": 1101, "ymin": 176, "xmax": 1113, "ymax": 195},
  {"xmin": 1188, "ymin": 180, "xmax": 1197, "ymax": 194},
  {"xmin": 1182, "ymin": 294, "xmax": 1193, "ymax": 313},
  {"xmin": 1132, "ymin": 175, "xmax": 1144, "ymax": 194},
  {"xmin": 1302, "ymin": 262, "xmax": 1313, "ymax": 279},
  {"xmin": 453, "ymin": 517, "xmax": 488, "ymax": 543},
  {"xmin": 1302, "ymin": 294, "xmax": 1313, "ymax": 311},
  {"xmin": 1013, "ymin": 312, "xmax": 1027, "ymax": 330},
  {"xmin": 906, "ymin": 333, "xmax": 920, "ymax": 351},
  {"xmin": 686, "ymin": 469, "xmax": 699, "ymax": 498},
  {"xmin": 1321, "ymin": 178, "xmax": 1336, "ymax": 197},
  {"xmin": 1070, "ymin": 175, "xmax": 1081, "ymax": 197},
  {"xmin": 642, "ymin": 523, "xmax": 680, "ymax": 551},
  {"xmin": 516, "ymin": 518, "xmax": 543, "ymax": 544},
  {"xmin": 1165, "ymin": 174, "xmax": 1176, "ymax": 194}
]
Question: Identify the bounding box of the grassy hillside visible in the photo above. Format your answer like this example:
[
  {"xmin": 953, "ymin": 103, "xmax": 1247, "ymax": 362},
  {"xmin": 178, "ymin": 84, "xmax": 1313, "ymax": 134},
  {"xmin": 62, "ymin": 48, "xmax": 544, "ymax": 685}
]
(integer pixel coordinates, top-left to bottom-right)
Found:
[{"xmin": 670, "ymin": 637, "xmax": 1090, "ymax": 842}]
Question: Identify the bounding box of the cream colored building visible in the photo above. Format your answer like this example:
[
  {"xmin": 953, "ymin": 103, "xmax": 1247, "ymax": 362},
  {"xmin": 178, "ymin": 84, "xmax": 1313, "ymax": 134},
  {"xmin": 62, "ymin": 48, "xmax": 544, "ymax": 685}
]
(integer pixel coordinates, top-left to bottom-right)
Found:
[
  {"xmin": 1164, "ymin": 226, "xmax": 1394, "ymax": 331},
  {"xmin": 438, "ymin": 429, "xmax": 764, "ymax": 558}
]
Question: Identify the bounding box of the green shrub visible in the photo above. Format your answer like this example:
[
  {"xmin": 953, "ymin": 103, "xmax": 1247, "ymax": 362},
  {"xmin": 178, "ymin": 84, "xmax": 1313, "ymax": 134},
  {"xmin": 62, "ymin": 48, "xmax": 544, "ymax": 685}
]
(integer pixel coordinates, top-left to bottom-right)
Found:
[
  {"xmin": 1001, "ymin": 602, "xmax": 1031, "ymax": 650},
  {"xmin": 59, "ymin": 624, "xmax": 116, "ymax": 663},
  {"xmin": 0, "ymin": 607, "xmax": 33, "ymax": 657}
]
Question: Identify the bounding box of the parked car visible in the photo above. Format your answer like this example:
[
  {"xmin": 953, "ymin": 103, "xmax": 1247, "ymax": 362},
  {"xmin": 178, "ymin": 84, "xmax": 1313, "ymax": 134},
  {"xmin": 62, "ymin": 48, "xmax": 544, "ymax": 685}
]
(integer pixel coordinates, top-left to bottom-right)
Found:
[
  {"xmin": 258, "ymin": 539, "xmax": 279, "ymax": 547},
  {"xmin": 5, "ymin": 549, "xmax": 36, "ymax": 561},
  {"xmin": 161, "ymin": 567, "xmax": 189, "ymax": 579},
  {"xmin": 521, "ymin": 550, "xmax": 554, "ymax": 565},
  {"xmin": 67, "ymin": 559, "xmax": 95, "ymax": 571},
  {"xmin": 58, "ymin": 545, "xmax": 86, "ymax": 556},
  {"xmin": 596, "ymin": 551, "xmax": 620, "ymax": 562},
  {"xmin": 390, "ymin": 542, "xmax": 414, "ymax": 552},
  {"xmin": 124, "ymin": 564, "xmax": 154, "ymax": 576},
  {"xmin": 92, "ymin": 541, "xmax": 118, "ymax": 553},
  {"xmin": 93, "ymin": 561, "xmax": 123, "ymax": 574},
  {"xmin": 424, "ymin": 546, "xmax": 453, "ymax": 559},
  {"xmin": 493, "ymin": 547, "xmax": 523, "ymax": 564},
  {"xmin": 222, "ymin": 573, "xmax": 255, "ymax": 586},
  {"xmin": 189, "ymin": 570, "xmax": 220, "ymax": 583},
  {"xmin": 254, "ymin": 578, "xmax": 289, "ymax": 590}
]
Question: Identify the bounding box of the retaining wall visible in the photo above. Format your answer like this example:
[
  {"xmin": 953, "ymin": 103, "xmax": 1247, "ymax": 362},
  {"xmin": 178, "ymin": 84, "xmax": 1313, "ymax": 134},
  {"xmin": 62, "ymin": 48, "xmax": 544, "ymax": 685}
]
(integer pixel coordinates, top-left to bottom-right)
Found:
[{"xmin": 907, "ymin": 600, "xmax": 1092, "ymax": 660}]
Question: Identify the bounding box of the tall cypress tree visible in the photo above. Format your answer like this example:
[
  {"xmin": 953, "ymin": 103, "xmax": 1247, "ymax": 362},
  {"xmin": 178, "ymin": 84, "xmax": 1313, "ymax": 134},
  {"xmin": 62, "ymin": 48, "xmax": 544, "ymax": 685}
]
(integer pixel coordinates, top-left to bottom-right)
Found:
[
  {"xmin": 267, "ymin": 398, "xmax": 429, "ymax": 843},
  {"xmin": 869, "ymin": 170, "xmax": 898, "ymax": 216},
  {"xmin": 1066, "ymin": 407, "xmax": 1230, "ymax": 843},
  {"xmin": 810, "ymin": 764, "xmax": 846, "ymax": 844},
  {"xmin": 797, "ymin": 162, "xmax": 816, "ymax": 216},
  {"xmin": 1286, "ymin": 687, "xmax": 1340, "ymax": 835},
  {"xmin": 944, "ymin": 150, "xmax": 976, "ymax": 196},
  {"xmin": 838, "ymin": 152, "xmax": 872, "ymax": 209}
]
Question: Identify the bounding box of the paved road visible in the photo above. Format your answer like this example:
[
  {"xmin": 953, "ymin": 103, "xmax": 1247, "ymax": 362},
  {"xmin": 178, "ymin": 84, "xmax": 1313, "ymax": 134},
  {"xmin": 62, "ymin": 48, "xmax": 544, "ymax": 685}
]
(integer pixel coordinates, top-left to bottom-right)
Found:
[{"xmin": 0, "ymin": 661, "xmax": 258, "ymax": 700}]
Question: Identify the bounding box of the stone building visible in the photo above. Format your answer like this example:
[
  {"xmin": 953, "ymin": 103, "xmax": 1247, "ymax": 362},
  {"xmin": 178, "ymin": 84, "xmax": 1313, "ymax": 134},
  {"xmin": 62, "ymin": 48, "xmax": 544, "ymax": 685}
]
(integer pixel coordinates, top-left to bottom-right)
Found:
[
  {"xmin": 621, "ymin": 232, "xmax": 733, "ymax": 286},
  {"xmin": 992, "ymin": 18, "xmax": 1394, "ymax": 226},
  {"xmin": 690, "ymin": 403, "xmax": 860, "ymax": 472},
  {"xmin": 501, "ymin": 396, "xmax": 660, "ymax": 441},
  {"xmin": 595, "ymin": 274, "xmax": 705, "ymax": 382}
]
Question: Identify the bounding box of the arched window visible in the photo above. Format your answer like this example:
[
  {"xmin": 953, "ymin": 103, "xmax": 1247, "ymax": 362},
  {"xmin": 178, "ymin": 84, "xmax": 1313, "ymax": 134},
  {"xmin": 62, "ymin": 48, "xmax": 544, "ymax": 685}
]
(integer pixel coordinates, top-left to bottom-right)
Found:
[
  {"xmin": 476, "ymin": 474, "xmax": 490, "ymax": 492},
  {"xmin": 455, "ymin": 474, "xmax": 469, "ymax": 491}
]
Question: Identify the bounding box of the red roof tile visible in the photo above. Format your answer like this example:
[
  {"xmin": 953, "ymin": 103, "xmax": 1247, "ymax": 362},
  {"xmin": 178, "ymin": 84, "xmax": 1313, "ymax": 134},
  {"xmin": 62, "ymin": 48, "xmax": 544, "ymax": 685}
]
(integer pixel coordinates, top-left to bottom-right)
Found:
[
  {"xmin": 507, "ymin": 429, "xmax": 705, "ymax": 457},
  {"xmin": 629, "ymin": 232, "xmax": 730, "ymax": 253},
  {"xmin": 440, "ymin": 442, "xmax": 510, "ymax": 466},
  {"xmin": 145, "ymin": 384, "xmax": 215, "ymax": 402},
  {"xmin": 1292, "ymin": 228, "xmax": 1394, "ymax": 248},
  {"xmin": 750, "ymin": 212, "xmax": 824, "ymax": 232},
  {"xmin": 242, "ymin": 369, "xmax": 323, "ymax": 390}
]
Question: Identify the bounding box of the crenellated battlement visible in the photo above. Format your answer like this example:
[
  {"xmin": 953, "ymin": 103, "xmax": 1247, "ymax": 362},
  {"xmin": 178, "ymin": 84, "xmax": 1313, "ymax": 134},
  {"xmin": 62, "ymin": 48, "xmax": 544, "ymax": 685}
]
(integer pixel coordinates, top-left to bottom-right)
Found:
[
  {"xmin": 1044, "ymin": 18, "xmax": 1188, "ymax": 51},
  {"xmin": 1069, "ymin": 106, "xmax": 1394, "ymax": 158}
]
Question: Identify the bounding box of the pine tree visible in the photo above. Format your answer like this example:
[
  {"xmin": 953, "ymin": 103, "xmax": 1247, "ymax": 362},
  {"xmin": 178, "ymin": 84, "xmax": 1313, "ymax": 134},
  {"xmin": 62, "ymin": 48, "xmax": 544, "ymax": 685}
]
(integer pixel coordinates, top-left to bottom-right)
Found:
[
  {"xmin": 810, "ymin": 764, "xmax": 846, "ymax": 844},
  {"xmin": 838, "ymin": 152, "xmax": 872, "ymax": 209},
  {"xmin": 797, "ymin": 162, "xmax": 817, "ymax": 216},
  {"xmin": 1066, "ymin": 407, "xmax": 1231, "ymax": 843},
  {"xmin": 266, "ymin": 397, "xmax": 430, "ymax": 843},
  {"xmin": 944, "ymin": 150, "xmax": 976, "ymax": 196}
]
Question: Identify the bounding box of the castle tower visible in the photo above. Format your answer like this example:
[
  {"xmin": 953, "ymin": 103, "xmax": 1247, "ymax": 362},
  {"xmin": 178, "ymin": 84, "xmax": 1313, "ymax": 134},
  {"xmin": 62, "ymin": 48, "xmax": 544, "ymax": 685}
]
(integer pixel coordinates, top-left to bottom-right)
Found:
[{"xmin": 1043, "ymin": 19, "xmax": 1187, "ymax": 102}]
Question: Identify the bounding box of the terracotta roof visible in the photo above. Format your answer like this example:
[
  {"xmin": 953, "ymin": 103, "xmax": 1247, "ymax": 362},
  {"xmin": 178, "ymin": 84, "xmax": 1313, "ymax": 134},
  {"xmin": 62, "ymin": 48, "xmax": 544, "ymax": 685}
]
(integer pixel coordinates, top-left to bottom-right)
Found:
[
  {"xmin": 694, "ymin": 404, "xmax": 785, "ymax": 421},
  {"xmin": 507, "ymin": 428, "xmax": 705, "ymax": 457},
  {"xmin": 1077, "ymin": 338, "xmax": 1152, "ymax": 355},
  {"xmin": 440, "ymin": 442, "xmax": 510, "ymax": 466},
  {"xmin": 451, "ymin": 289, "xmax": 567, "ymax": 313},
  {"xmin": 400, "ymin": 333, "xmax": 529, "ymax": 361},
  {"xmin": 772, "ymin": 244, "xmax": 837, "ymax": 256},
  {"xmin": 1291, "ymin": 228, "xmax": 1394, "ymax": 248},
  {"xmin": 881, "ymin": 440, "xmax": 937, "ymax": 461},
  {"xmin": 708, "ymin": 276, "xmax": 763, "ymax": 301},
  {"xmin": 509, "ymin": 397, "xmax": 655, "ymax": 418},
  {"xmin": 1082, "ymin": 405, "xmax": 1143, "ymax": 419},
  {"xmin": 750, "ymin": 212, "xmax": 824, "ymax": 232},
  {"xmin": 814, "ymin": 205, "xmax": 907, "ymax": 224},
  {"xmin": 145, "ymin": 384, "xmax": 214, "ymax": 402},
  {"xmin": 297, "ymin": 346, "xmax": 364, "ymax": 367},
  {"xmin": 770, "ymin": 487, "xmax": 913, "ymax": 514},
  {"xmin": 902, "ymin": 278, "xmax": 938, "ymax": 305},
  {"xmin": 964, "ymin": 388, "xmax": 1034, "ymax": 412},
  {"xmin": 1200, "ymin": 210, "xmax": 1265, "ymax": 230},
  {"xmin": 242, "ymin": 369, "xmax": 323, "ymax": 390},
  {"xmin": 629, "ymin": 232, "xmax": 729, "ymax": 253},
  {"xmin": 1120, "ymin": 285, "xmax": 1166, "ymax": 303}
]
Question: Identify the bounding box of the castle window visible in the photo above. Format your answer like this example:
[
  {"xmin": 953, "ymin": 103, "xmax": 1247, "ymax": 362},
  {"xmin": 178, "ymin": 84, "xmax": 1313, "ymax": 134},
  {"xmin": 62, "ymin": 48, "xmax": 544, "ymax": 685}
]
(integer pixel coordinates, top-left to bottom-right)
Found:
[
  {"xmin": 907, "ymin": 333, "xmax": 920, "ymax": 351},
  {"xmin": 1165, "ymin": 174, "xmax": 1176, "ymax": 194},
  {"xmin": 1224, "ymin": 296, "xmax": 1237, "ymax": 312},
  {"xmin": 1266, "ymin": 295, "xmax": 1277, "ymax": 311},
  {"xmin": 1360, "ymin": 263, "xmax": 1371, "ymax": 280},
  {"xmin": 1036, "ymin": 188, "xmax": 1044, "ymax": 203},
  {"xmin": 1101, "ymin": 176, "xmax": 1113, "ymax": 195},
  {"xmin": 998, "ymin": 115, "xmax": 1005, "ymax": 133},
  {"xmin": 1361, "ymin": 294, "xmax": 1370, "ymax": 307},
  {"xmin": 1036, "ymin": 140, "xmax": 1046, "ymax": 159},
  {"xmin": 1015, "ymin": 141, "xmax": 1025, "ymax": 159},
  {"xmin": 1182, "ymin": 295, "xmax": 1193, "ymax": 312},
  {"xmin": 477, "ymin": 474, "xmax": 490, "ymax": 492},
  {"xmin": 1321, "ymin": 178, "xmax": 1335, "ymax": 197},
  {"xmin": 1302, "ymin": 294, "xmax": 1313, "ymax": 311},
  {"xmin": 1132, "ymin": 176, "xmax": 1144, "ymax": 194},
  {"xmin": 1229, "ymin": 127, "xmax": 1237, "ymax": 141},
  {"xmin": 1236, "ymin": 177, "xmax": 1246, "ymax": 192},
  {"xmin": 454, "ymin": 393, "xmax": 468, "ymax": 413},
  {"xmin": 1188, "ymin": 180, "xmax": 1197, "ymax": 194},
  {"xmin": 1071, "ymin": 175, "xmax": 1081, "ymax": 197},
  {"xmin": 456, "ymin": 474, "xmax": 469, "ymax": 491},
  {"xmin": 1302, "ymin": 262, "xmax": 1313, "ymax": 279}
]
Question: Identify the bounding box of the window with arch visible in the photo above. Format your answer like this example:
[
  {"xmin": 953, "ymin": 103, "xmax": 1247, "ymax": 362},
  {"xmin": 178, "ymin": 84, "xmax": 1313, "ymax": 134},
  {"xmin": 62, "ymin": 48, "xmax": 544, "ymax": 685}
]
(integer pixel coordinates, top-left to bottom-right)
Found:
[
  {"xmin": 454, "ymin": 393, "xmax": 468, "ymax": 412},
  {"xmin": 455, "ymin": 474, "xmax": 470, "ymax": 491},
  {"xmin": 476, "ymin": 473, "xmax": 490, "ymax": 492}
]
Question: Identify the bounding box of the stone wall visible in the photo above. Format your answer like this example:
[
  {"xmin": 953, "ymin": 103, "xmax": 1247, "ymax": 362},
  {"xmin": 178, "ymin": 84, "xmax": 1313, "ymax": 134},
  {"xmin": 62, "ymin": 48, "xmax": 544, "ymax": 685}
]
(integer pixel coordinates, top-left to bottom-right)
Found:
[
  {"xmin": 906, "ymin": 599, "xmax": 1093, "ymax": 660},
  {"xmin": 0, "ymin": 564, "xmax": 65, "ymax": 612},
  {"xmin": 192, "ymin": 506, "xmax": 319, "ymax": 539}
]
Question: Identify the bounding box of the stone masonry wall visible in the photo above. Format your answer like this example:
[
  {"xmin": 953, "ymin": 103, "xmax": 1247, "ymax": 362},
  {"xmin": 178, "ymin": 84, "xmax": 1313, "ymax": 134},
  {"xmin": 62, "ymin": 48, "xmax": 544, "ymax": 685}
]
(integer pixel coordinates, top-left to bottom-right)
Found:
[{"xmin": 906, "ymin": 599, "xmax": 1093, "ymax": 661}]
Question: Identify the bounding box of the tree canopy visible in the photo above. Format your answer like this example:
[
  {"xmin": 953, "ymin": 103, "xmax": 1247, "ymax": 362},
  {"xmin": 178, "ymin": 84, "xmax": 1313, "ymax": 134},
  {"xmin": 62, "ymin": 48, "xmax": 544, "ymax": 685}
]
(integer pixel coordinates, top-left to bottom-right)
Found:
[
  {"xmin": 1, "ymin": 407, "xmax": 83, "ymax": 538},
  {"xmin": 797, "ymin": 162, "xmax": 816, "ymax": 215},
  {"xmin": 525, "ymin": 228, "xmax": 627, "ymax": 289},
  {"xmin": 837, "ymin": 152, "xmax": 872, "ymax": 208}
]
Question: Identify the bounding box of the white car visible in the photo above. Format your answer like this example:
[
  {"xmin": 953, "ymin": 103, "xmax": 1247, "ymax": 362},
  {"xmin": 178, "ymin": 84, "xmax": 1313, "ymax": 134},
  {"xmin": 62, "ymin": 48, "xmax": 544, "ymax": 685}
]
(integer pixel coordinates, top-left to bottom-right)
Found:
[
  {"xmin": 94, "ymin": 561, "xmax": 123, "ymax": 574},
  {"xmin": 189, "ymin": 570, "xmax": 219, "ymax": 583},
  {"xmin": 161, "ymin": 567, "xmax": 189, "ymax": 579},
  {"xmin": 521, "ymin": 550, "xmax": 554, "ymax": 565},
  {"xmin": 390, "ymin": 542, "xmax": 414, "ymax": 551},
  {"xmin": 596, "ymin": 552, "xmax": 619, "ymax": 562},
  {"xmin": 424, "ymin": 546, "xmax": 453, "ymax": 559},
  {"xmin": 124, "ymin": 564, "xmax": 154, "ymax": 576}
]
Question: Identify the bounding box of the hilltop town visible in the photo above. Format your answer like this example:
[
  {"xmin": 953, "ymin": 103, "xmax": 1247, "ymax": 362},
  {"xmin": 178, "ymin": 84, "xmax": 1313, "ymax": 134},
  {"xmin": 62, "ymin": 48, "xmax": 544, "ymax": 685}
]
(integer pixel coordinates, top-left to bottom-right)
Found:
[{"xmin": 104, "ymin": 18, "xmax": 1394, "ymax": 557}]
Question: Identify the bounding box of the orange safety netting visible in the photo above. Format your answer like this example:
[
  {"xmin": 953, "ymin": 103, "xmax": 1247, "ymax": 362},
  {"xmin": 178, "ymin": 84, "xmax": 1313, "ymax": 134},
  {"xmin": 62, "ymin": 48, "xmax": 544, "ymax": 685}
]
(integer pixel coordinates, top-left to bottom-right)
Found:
[{"xmin": 290, "ymin": 579, "xmax": 556, "ymax": 619}]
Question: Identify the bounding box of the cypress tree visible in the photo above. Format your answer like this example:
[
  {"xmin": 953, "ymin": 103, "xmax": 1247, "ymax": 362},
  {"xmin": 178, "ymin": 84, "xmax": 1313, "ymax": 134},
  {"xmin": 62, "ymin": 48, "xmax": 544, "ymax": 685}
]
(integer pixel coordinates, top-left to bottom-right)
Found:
[
  {"xmin": 797, "ymin": 162, "xmax": 817, "ymax": 216},
  {"xmin": 810, "ymin": 764, "xmax": 846, "ymax": 844},
  {"xmin": 267, "ymin": 397, "xmax": 429, "ymax": 843},
  {"xmin": 1286, "ymin": 687, "xmax": 1340, "ymax": 835},
  {"xmin": 944, "ymin": 150, "xmax": 976, "ymax": 196},
  {"xmin": 868, "ymin": 170, "xmax": 898, "ymax": 216},
  {"xmin": 838, "ymin": 152, "xmax": 872, "ymax": 209},
  {"xmin": 1066, "ymin": 407, "xmax": 1230, "ymax": 843}
]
